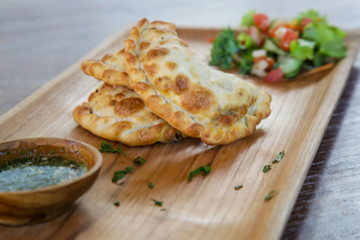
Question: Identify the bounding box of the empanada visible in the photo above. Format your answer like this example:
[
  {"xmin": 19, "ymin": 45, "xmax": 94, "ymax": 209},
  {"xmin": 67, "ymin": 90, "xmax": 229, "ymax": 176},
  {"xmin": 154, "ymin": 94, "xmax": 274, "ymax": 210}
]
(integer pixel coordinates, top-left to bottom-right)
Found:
[
  {"xmin": 81, "ymin": 49, "xmax": 133, "ymax": 89},
  {"xmin": 73, "ymin": 83, "xmax": 184, "ymax": 146},
  {"xmin": 124, "ymin": 18, "xmax": 271, "ymax": 145}
]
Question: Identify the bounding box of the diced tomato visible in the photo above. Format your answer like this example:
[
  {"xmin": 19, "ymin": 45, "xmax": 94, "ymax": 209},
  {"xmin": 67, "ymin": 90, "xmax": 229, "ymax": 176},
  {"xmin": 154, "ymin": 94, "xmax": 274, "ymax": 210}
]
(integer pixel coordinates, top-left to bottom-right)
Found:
[
  {"xmin": 264, "ymin": 68, "xmax": 284, "ymax": 82},
  {"xmin": 253, "ymin": 13, "xmax": 270, "ymax": 33},
  {"xmin": 269, "ymin": 23, "xmax": 288, "ymax": 38},
  {"xmin": 254, "ymin": 57, "xmax": 275, "ymax": 71},
  {"xmin": 270, "ymin": 25, "xmax": 299, "ymax": 51},
  {"xmin": 279, "ymin": 29, "xmax": 299, "ymax": 50},
  {"xmin": 300, "ymin": 17, "xmax": 313, "ymax": 29},
  {"xmin": 208, "ymin": 37, "xmax": 214, "ymax": 43}
]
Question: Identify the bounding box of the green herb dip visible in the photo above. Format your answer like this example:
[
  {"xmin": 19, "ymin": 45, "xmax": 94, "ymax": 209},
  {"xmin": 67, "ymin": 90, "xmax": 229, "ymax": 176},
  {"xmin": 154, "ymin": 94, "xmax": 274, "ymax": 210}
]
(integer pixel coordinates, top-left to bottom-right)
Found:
[{"xmin": 0, "ymin": 155, "xmax": 87, "ymax": 192}]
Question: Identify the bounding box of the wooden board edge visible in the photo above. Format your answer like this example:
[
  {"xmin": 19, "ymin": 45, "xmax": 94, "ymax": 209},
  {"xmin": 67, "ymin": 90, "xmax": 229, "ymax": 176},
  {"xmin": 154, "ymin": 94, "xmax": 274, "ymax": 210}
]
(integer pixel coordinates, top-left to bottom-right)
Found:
[{"xmin": 270, "ymin": 39, "xmax": 360, "ymax": 240}]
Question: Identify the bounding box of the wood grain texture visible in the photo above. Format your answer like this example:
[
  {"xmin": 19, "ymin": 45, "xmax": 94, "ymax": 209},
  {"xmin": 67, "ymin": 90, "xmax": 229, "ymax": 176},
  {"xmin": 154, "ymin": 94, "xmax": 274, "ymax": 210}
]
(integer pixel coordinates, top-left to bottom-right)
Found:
[
  {"xmin": 282, "ymin": 60, "xmax": 360, "ymax": 239},
  {"xmin": 0, "ymin": 27, "xmax": 358, "ymax": 240}
]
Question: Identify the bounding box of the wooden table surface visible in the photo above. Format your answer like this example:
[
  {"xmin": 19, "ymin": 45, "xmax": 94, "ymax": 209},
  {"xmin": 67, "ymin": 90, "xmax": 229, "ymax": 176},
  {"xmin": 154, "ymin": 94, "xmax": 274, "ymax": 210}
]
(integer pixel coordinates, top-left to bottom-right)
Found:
[{"xmin": 1, "ymin": 0, "xmax": 359, "ymax": 239}]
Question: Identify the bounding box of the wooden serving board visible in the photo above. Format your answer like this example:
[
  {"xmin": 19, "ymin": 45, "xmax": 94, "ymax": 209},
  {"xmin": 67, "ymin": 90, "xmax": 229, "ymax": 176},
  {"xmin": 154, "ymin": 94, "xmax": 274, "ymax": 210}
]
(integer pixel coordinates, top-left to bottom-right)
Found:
[{"xmin": 0, "ymin": 27, "xmax": 358, "ymax": 240}]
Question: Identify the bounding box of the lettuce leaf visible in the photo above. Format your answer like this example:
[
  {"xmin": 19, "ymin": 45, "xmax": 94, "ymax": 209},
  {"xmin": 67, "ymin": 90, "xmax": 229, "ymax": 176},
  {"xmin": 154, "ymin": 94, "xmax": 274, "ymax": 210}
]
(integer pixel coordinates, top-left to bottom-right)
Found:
[
  {"xmin": 241, "ymin": 10, "xmax": 255, "ymax": 27},
  {"xmin": 296, "ymin": 9, "xmax": 327, "ymax": 25},
  {"xmin": 290, "ymin": 39, "xmax": 316, "ymax": 60},
  {"xmin": 319, "ymin": 40, "xmax": 347, "ymax": 58},
  {"xmin": 313, "ymin": 52, "xmax": 326, "ymax": 67},
  {"xmin": 302, "ymin": 22, "xmax": 347, "ymax": 59},
  {"xmin": 303, "ymin": 22, "xmax": 346, "ymax": 43}
]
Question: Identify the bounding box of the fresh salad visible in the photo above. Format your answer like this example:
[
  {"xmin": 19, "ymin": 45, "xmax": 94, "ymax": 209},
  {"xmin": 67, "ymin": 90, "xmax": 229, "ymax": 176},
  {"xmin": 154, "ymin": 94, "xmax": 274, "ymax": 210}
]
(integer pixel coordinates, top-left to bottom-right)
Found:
[{"xmin": 209, "ymin": 10, "xmax": 347, "ymax": 82}]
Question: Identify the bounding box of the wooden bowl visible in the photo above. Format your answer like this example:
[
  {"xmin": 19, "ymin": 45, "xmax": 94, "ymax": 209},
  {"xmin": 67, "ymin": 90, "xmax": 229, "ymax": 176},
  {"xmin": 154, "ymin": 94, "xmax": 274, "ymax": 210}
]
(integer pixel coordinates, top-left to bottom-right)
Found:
[{"xmin": 0, "ymin": 137, "xmax": 102, "ymax": 226}]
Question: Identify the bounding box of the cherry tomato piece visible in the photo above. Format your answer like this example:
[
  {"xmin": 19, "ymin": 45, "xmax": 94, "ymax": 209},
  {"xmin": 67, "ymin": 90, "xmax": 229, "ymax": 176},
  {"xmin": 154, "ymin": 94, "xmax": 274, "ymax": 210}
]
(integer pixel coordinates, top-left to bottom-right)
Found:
[
  {"xmin": 254, "ymin": 57, "xmax": 275, "ymax": 71},
  {"xmin": 269, "ymin": 23, "xmax": 288, "ymax": 38},
  {"xmin": 279, "ymin": 29, "xmax": 299, "ymax": 51},
  {"xmin": 300, "ymin": 17, "xmax": 313, "ymax": 29},
  {"xmin": 264, "ymin": 68, "xmax": 284, "ymax": 82},
  {"xmin": 253, "ymin": 13, "xmax": 270, "ymax": 33}
]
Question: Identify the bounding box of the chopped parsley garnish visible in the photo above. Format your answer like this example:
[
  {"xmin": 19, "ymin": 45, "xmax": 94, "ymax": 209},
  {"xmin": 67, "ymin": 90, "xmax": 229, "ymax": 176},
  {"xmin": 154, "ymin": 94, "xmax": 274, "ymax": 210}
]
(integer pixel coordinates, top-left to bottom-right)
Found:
[
  {"xmin": 112, "ymin": 166, "xmax": 134, "ymax": 183},
  {"xmin": 188, "ymin": 163, "xmax": 212, "ymax": 181},
  {"xmin": 114, "ymin": 201, "xmax": 120, "ymax": 206},
  {"xmin": 264, "ymin": 190, "xmax": 278, "ymax": 201},
  {"xmin": 151, "ymin": 198, "xmax": 163, "ymax": 207},
  {"xmin": 99, "ymin": 141, "xmax": 126, "ymax": 155},
  {"xmin": 263, "ymin": 165, "xmax": 271, "ymax": 172},
  {"xmin": 125, "ymin": 166, "xmax": 134, "ymax": 173},
  {"xmin": 148, "ymin": 182, "xmax": 153, "ymax": 189},
  {"xmin": 272, "ymin": 151, "xmax": 285, "ymax": 163},
  {"xmin": 234, "ymin": 185, "xmax": 243, "ymax": 190},
  {"xmin": 133, "ymin": 156, "xmax": 146, "ymax": 165}
]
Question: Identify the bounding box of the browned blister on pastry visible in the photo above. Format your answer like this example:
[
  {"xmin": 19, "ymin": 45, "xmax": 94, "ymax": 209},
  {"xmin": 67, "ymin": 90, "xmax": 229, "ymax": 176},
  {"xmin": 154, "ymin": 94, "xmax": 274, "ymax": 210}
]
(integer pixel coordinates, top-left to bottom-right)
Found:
[
  {"xmin": 81, "ymin": 49, "xmax": 133, "ymax": 89},
  {"xmin": 124, "ymin": 18, "xmax": 271, "ymax": 145},
  {"xmin": 73, "ymin": 83, "xmax": 184, "ymax": 146}
]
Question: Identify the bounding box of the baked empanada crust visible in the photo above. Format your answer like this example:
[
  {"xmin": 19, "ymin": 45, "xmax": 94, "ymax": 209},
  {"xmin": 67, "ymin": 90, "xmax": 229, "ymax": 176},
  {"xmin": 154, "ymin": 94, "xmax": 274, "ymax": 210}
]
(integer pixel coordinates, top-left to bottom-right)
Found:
[
  {"xmin": 124, "ymin": 18, "xmax": 271, "ymax": 145},
  {"xmin": 73, "ymin": 83, "xmax": 184, "ymax": 146},
  {"xmin": 81, "ymin": 49, "xmax": 133, "ymax": 89}
]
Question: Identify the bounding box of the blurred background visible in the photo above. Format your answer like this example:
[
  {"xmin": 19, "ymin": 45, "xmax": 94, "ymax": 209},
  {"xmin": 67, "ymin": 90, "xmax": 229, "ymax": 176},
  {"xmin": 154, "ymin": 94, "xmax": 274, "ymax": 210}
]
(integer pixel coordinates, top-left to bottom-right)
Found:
[{"xmin": 1, "ymin": 0, "xmax": 359, "ymax": 115}]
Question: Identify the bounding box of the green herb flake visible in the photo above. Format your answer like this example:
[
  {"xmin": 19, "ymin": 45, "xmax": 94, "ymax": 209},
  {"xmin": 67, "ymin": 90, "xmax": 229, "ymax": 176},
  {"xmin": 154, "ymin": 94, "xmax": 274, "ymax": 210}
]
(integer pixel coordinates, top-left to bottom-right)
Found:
[
  {"xmin": 148, "ymin": 182, "xmax": 153, "ymax": 189},
  {"xmin": 234, "ymin": 185, "xmax": 243, "ymax": 190},
  {"xmin": 263, "ymin": 165, "xmax": 271, "ymax": 173},
  {"xmin": 112, "ymin": 171, "xmax": 126, "ymax": 182},
  {"xmin": 114, "ymin": 201, "xmax": 120, "ymax": 207},
  {"xmin": 112, "ymin": 166, "xmax": 134, "ymax": 183},
  {"xmin": 272, "ymin": 151, "xmax": 285, "ymax": 163},
  {"xmin": 99, "ymin": 141, "xmax": 125, "ymax": 154},
  {"xmin": 125, "ymin": 166, "xmax": 134, "ymax": 173},
  {"xmin": 151, "ymin": 198, "xmax": 163, "ymax": 207},
  {"xmin": 133, "ymin": 156, "xmax": 146, "ymax": 165},
  {"xmin": 203, "ymin": 163, "xmax": 212, "ymax": 176},
  {"xmin": 160, "ymin": 208, "xmax": 167, "ymax": 211},
  {"xmin": 188, "ymin": 163, "xmax": 212, "ymax": 181},
  {"xmin": 265, "ymin": 190, "xmax": 278, "ymax": 201}
]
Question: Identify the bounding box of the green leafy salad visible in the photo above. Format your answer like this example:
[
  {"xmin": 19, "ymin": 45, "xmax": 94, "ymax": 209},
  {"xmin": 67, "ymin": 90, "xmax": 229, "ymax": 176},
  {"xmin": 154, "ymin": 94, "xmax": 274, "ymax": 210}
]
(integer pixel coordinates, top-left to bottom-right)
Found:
[{"xmin": 209, "ymin": 10, "xmax": 347, "ymax": 82}]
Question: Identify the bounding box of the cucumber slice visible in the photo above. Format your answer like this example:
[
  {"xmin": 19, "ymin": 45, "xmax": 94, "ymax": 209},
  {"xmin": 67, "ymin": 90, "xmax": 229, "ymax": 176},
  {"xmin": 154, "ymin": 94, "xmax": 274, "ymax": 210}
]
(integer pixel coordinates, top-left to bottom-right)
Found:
[
  {"xmin": 279, "ymin": 56, "xmax": 303, "ymax": 78},
  {"xmin": 263, "ymin": 38, "xmax": 286, "ymax": 56}
]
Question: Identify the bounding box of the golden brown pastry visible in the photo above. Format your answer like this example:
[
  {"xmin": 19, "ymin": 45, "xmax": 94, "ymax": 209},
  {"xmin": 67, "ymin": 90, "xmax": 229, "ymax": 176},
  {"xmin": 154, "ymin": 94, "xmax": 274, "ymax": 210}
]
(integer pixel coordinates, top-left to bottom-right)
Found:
[
  {"xmin": 81, "ymin": 49, "xmax": 133, "ymax": 89},
  {"xmin": 73, "ymin": 83, "xmax": 184, "ymax": 146},
  {"xmin": 124, "ymin": 18, "xmax": 271, "ymax": 145}
]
